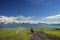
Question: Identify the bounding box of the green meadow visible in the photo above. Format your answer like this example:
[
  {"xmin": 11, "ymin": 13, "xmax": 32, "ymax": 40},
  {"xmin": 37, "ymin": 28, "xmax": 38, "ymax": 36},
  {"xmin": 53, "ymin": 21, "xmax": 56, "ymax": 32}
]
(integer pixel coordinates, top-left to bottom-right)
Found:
[
  {"xmin": 0, "ymin": 28, "xmax": 60, "ymax": 40},
  {"xmin": 0, "ymin": 29, "xmax": 32, "ymax": 40},
  {"xmin": 44, "ymin": 30, "xmax": 60, "ymax": 38}
]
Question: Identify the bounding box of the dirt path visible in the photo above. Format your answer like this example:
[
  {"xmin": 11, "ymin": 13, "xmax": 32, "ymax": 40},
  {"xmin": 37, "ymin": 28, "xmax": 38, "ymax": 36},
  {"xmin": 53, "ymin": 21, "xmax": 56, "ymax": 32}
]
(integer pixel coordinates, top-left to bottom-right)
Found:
[
  {"xmin": 1, "ymin": 31, "xmax": 60, "ymax": 40},
  {"xmin": 30, "ymin": 31, "xmax": 60, "ymax": 40}
]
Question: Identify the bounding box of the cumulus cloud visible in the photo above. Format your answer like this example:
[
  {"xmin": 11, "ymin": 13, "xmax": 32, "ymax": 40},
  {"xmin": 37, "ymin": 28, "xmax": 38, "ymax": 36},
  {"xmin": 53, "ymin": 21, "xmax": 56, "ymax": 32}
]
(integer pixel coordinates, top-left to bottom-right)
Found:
[
  {"xmin": 0, "ymin": 14, "xmax": 60, "ymax": 24},
  {"xmin": 45, "ymin": 14, "xmax": 60, "ymax": 19},
  {"xmin": 0, "ymin": 15, "xmax": 40, "ymax": 24},
  {"xmin": 42, "ymin": 14, "xmax": 60, "ymax": 24},
  {"xmin": 0, "ymin": 16, "xmax": 18, "ymax": 24}
]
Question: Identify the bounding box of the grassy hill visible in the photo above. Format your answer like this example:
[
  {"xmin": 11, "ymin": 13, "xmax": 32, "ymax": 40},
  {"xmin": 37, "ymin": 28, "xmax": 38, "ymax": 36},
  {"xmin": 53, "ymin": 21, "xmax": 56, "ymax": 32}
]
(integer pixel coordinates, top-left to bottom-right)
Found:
[{"xmin": 0, "ymin": 28, "xmax": 60, "ymax": 40}]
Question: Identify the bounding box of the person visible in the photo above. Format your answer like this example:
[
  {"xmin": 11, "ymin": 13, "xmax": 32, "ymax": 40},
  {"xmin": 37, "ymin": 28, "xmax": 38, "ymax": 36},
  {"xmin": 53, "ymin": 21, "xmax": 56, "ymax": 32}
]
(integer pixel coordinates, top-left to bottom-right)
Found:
[{"xmin": 31, "ymin": 28, "xmax": 34, "ymax": 33}]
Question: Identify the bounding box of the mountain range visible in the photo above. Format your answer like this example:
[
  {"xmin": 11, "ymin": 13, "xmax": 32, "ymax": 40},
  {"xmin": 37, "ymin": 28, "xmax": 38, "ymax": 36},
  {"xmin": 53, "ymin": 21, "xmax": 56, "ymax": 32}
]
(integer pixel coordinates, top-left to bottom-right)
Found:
[{"xmin": 0, "ymin": 22, "xmax": 60, "ymax": 29}]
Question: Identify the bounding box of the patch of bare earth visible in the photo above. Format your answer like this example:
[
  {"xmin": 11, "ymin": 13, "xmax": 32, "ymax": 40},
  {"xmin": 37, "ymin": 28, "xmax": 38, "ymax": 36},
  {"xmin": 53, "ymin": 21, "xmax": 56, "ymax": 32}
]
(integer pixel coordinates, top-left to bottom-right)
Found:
[{"xmin": 30, "ymin": 31, "xmax": 60, "ymax": 40}]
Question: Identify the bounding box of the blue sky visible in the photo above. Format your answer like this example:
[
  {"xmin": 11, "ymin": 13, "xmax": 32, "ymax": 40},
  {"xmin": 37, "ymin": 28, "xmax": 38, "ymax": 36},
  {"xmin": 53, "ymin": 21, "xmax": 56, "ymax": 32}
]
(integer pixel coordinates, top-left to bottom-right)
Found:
[
  {"xmin": 0, "ymin": 0, "xmax": 60, "ymax": 24},
  {"xmin": 0, "ymin": 0, "xmax": 60, "ymax": 17}
]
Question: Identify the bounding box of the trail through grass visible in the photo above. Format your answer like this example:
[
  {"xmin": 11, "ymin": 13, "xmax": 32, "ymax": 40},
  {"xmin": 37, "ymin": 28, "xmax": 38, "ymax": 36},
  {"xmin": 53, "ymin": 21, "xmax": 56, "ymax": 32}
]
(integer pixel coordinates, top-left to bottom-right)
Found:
[{"xmin": 0, "ymin": 29, "xmax": 60, "ymax": 40}]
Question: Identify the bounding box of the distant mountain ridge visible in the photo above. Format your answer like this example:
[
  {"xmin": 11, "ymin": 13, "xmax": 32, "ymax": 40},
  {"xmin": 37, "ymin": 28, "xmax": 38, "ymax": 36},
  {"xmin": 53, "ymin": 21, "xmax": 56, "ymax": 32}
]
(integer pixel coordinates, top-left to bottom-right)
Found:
[{"xmin": 0, "ymin": 22, "xmax": 60, "ymax": 29}]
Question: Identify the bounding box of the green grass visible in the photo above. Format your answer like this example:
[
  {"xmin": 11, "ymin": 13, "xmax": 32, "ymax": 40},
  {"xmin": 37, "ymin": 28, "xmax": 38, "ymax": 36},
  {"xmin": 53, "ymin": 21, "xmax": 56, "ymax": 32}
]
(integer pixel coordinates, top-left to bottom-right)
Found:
[
  {"xmin": 33, "ymin": 29, "xmax": 60, "ymax": 38},
  {"xmin": 0, "ymin": 29, "xmax": 32, "ymax": 40},
  {"xmin": 0, "ymin": 30, "xmax": 17, "ymax": 38},
  {"xmin": 43, "ymin": 30, "xmax": 60, "ymax": 38},
  {"xmin": 0, "ymin": 28, "xmax": 60, "ymax": 40}
]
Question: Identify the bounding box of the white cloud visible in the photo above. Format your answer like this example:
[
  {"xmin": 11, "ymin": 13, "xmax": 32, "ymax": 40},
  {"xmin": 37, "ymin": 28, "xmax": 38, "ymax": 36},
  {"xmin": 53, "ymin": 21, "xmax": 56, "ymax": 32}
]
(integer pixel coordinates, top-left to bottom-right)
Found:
[
  {"xmin": 0, "ymin": 15, "xmax": 40, "ymax": 24},
  {"xmin": 42, "ymin": 14, "xmax": 60, "ymax": 24},
  {"xmin": 0, "ymin": 14, "xmax": 60, "ymax": 24},
  {"xmin": 45, "ymin": 14, "xmax": 60, "ymax": 19},
  {"xmin": 15, "ymin": 15, "xmax": 34, "ymax": 20},
  {"xmin": 0, "ymin": 16, "xmax": 18, "ymax": 24}
]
